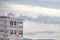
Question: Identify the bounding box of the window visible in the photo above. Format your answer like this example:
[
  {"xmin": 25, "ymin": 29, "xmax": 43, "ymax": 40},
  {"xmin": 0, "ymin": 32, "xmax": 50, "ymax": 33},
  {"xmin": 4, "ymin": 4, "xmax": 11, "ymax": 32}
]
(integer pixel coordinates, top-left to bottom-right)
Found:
[
  {"xmin": 14, "ymin": 21, "xmax": 16, "ymax": 25},
  {"xmin": 19, "ymin": 24, "xmax": 23, "ymax": 29},
  {"xmin": 19, "ymin": 30, "xmax": 23, "ymax": 35},
  {"xmin": 10, "ymin": 30, "xmax": 17, "ymax": 35},
  {"xmin": 10, "ymin": 30, "xmax": 13, "ymax": 34},
  {"xmin": 10, "ymin": 21, "xmax": 13, "ymax": 25},
  {"xmin": 14, "ymin": 30, "xmax": 16, "ymax": 34},
  {"xmin": 10, "ymin": 21, "xmax": 16, "ymax": 25},
  {"xmin": 10, "ymin": 21, "xmax": 17, "ymax": 28}
]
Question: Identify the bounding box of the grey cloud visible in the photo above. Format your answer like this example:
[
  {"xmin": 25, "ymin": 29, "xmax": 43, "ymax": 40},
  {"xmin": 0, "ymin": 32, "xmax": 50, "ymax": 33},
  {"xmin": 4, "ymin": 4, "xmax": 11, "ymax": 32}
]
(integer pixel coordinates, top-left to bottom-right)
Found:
[
  {"xmin": 0, "ymin": 0, "xmax": 60, "ymax": 9},
  {"xmin": 20, "ymin": 15, "xmax": 60, "ymax": 24}
]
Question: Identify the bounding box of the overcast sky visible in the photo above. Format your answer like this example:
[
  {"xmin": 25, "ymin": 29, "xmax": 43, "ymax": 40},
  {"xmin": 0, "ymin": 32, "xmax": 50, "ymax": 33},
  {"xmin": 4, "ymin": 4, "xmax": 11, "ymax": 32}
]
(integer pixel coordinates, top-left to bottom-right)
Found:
[{"xmin": 0, "ymin": 0, "xmax": 60, "ymax": 17}]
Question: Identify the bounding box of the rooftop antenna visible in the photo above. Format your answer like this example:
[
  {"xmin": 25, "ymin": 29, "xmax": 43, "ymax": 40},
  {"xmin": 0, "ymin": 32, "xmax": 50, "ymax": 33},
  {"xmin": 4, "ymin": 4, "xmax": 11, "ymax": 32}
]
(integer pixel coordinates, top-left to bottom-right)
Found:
[
  {"xmin": 3, "ymin": 8, "xmax": 5, "ymax": 16},
  {"xmin": 0, "ymin": 8, "xmax": 5, "ymax": 16}
]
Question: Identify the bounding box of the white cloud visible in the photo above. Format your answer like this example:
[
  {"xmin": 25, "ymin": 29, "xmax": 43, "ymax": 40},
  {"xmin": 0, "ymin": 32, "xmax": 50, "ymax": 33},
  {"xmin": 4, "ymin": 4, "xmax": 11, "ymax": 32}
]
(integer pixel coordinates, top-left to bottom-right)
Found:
[
  {"xmin": 0, "ymin": 2, "xmax": 60, "ymax": 17},
  {"xmin": 7, "ymin": 4, "xmax": 60, "ymax": 18}
]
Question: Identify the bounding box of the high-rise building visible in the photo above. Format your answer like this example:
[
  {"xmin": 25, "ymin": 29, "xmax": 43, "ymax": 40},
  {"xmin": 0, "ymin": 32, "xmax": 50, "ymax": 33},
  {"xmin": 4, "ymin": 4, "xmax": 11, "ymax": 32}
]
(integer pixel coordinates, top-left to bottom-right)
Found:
[{"xmin": 0, "ymin": 16, "xmax": 23, "ymax": 40}]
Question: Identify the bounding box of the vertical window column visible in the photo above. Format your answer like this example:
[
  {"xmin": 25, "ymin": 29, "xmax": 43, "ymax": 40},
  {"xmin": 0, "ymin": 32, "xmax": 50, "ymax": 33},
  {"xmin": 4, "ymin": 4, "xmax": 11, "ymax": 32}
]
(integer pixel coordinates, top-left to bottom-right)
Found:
[
  {"xmin": 10, "ymin": 30, "xmax": 13, "ymax": 34},
  {"xmin": 10, "ymin": 21, "xmax": 13, "ymax": 25},
  {"xmin": 14, "ymin": 21, "xmax": 16, "ymax": 28},
  {"xmin": 10, "ymin": 21, "xmax": 16, "ymax": 28},
  {"xmin": 14, "ymin": 21, "xmax": 16, "ymax": 25}
]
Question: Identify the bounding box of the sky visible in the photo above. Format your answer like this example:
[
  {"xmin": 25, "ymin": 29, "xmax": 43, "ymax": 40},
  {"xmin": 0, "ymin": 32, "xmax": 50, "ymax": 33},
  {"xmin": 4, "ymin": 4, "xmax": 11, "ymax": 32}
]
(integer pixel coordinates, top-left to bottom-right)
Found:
[
  {"xmin": 0, "ymin": 0, "xmax": 60, "ymax": 17},
  {"xmin": 0, "ymin": 0, "xmax": 60, "ymax": 39}
]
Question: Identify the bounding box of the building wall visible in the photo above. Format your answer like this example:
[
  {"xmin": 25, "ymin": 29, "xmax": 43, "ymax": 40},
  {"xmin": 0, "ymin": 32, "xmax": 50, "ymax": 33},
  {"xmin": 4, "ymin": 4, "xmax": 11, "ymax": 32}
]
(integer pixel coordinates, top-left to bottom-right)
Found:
[{"xmin": 0, "ymin": 16, "xmax": 23, "ymax": 40}]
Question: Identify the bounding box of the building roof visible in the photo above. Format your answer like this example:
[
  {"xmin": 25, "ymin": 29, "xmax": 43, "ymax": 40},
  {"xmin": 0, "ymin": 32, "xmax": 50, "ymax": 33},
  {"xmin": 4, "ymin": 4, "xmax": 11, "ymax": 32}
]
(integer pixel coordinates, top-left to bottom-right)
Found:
[{"xmin": 0, "ymin": 16, "xmax": 10, "ymax": 18}]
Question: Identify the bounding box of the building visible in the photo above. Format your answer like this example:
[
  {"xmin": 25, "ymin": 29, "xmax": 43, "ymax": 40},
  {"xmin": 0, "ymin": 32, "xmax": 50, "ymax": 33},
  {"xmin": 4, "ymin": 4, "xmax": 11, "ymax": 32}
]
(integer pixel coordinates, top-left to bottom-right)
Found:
[{"xmin": 0, "ymin": 16, "xmax": 23, "ymax": 40}]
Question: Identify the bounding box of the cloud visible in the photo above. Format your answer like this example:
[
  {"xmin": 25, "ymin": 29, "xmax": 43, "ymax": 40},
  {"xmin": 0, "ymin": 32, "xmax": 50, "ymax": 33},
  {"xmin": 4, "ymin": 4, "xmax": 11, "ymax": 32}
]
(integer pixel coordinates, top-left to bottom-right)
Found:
[
  {"xmin": 21, "ymin": 15, "xmax": 60, "ymax": 24},
  {"xmin": 0, "ymin": 0, "xmax": 60, "ymax": 9},
  {"xmin": 0, "ymin": 2, "xmax": 60, "ymax": 17},
  {"xmin": 6, "ymin": 4, "xmax": 60, "ymax": 17}
]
